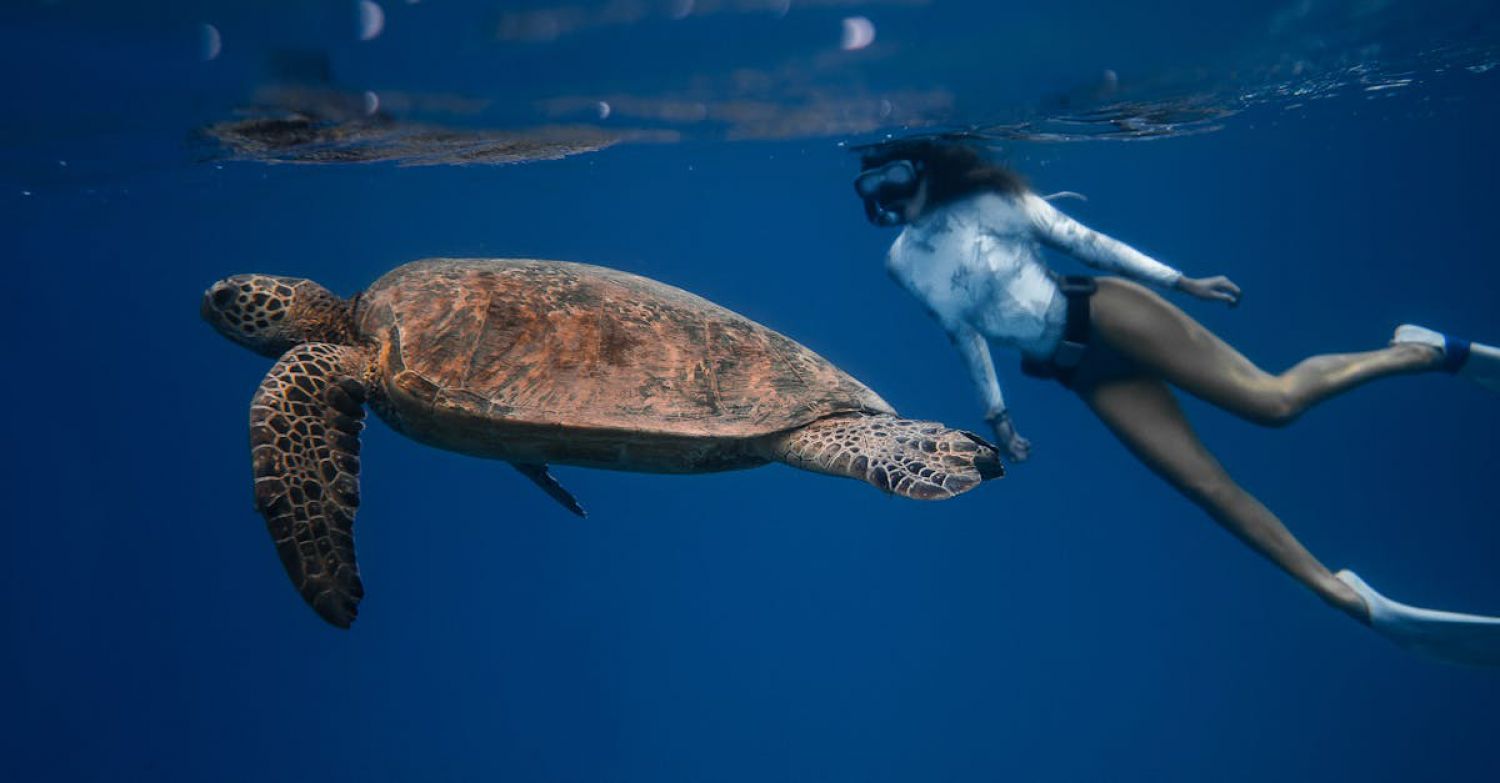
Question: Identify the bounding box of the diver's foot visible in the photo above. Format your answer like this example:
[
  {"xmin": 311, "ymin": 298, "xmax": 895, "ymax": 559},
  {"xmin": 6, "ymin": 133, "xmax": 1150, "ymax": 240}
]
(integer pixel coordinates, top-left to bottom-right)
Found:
[
  {"xmin": 1319, "ymin": 572, "xmax": 1371, "ymax": 624},
  {"xmin": 1336, "ymin": 569, "xmax": 1500, "ymax": 666},
  {"xmin": 1390, "ymin": 324, "xmax": 1447, "ymax": 368},
  {"xmin": 1394, "ymin": 324, "xmax": 1500, "ymax": 392}
]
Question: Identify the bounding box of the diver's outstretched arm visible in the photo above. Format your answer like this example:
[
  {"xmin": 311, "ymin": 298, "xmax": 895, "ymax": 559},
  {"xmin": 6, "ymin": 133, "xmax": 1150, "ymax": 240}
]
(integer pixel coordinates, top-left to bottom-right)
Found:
[
  {"xmin": 949, "ymin": 325, "xmax": 1006, "ymax": 420},
  {"xmin": 949, "ymin": 325, "xmax": 1030, "ymax": 462}
]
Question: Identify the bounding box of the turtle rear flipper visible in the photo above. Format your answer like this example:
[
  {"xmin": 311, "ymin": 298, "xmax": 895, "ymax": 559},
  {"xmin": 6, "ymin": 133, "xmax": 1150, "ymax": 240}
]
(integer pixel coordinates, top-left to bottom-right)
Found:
[
  {"xmin": 764, "ymin": 413, "xmax": 1003, "ymax": 500},
  {"xmin": 250, "ymin": 343, "xmax": 372, "ymax": 628}
]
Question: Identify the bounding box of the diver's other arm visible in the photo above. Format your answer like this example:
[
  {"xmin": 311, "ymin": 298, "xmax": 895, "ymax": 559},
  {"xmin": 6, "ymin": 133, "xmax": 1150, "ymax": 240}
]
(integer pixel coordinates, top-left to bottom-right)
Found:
[
  {"xmin": 1175, "ymin": 275, "xmax": 1242, "ymax": 306},
  {"xmin": 1022, "ymin": 192, "xmax": 1184, "ymax": 288},
  {"xmin": 950, "ymin": 325, "xmax": 1031, "ymax": 462},
  {"xmin": 1024, "ymin": 192, "xmax": 1241, "ymax": 306}
]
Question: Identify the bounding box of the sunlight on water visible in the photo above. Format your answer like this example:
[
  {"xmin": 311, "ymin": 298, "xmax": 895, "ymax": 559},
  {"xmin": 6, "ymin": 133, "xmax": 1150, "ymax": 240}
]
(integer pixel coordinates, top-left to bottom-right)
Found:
[
  {"xmin": 198, "ymin": 23, "xmax": 222, "ymax": 62},
  {"xmin": 357, "ymin": 1, "xmax": 385, "ymax": 42}
]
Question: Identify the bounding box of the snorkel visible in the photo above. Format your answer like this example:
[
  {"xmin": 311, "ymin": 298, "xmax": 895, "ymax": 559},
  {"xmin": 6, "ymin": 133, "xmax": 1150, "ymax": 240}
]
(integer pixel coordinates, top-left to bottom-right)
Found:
[{"xmin": 854, "ymin": 159, "xmax": 924, "ymax": 226}]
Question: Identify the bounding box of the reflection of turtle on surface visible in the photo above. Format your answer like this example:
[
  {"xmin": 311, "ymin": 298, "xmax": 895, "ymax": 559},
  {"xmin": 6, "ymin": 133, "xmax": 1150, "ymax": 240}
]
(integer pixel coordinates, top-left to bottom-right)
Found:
[{"xmin": 203, "ymin": 258, "xmax": 1002, "ymax": 627}]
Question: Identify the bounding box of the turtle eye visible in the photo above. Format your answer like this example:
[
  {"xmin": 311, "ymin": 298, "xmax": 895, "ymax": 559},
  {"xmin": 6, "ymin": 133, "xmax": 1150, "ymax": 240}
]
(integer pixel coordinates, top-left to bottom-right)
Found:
[{"xmin": 212, "ymin": 287, "xmax": 234, "ymax": 308}]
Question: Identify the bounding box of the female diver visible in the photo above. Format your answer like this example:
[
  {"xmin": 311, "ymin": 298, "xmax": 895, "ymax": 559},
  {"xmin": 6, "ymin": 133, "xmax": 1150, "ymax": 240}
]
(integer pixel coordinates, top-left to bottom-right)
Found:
[{"xmin": 854, "ymin": 137, "xmax": 1500, "ymax": 665}]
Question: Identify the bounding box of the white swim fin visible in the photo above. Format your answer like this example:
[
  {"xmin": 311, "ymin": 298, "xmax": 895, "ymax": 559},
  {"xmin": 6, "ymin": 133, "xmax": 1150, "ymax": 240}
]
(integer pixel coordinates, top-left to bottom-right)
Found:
[
  {"xmin": 1336, "ymin": 569, "xmax": 1500, "ymax": 666},
  {"xmin": 1394, "ymin": 324, "xmax": 1500, "ymax": 393}
]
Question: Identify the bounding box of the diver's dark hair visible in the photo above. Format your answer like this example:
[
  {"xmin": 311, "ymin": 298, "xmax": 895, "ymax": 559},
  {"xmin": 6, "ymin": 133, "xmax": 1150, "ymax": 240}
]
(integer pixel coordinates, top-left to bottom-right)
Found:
[{"xmin": 858, "ymin": 137, "xmax": 1027, "ymax": 209}]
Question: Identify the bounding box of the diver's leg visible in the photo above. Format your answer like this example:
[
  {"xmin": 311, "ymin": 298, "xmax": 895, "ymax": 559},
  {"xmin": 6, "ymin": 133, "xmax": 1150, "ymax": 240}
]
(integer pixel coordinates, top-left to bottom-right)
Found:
[
  {"xmin": 1088, "ymin": 277, "xmax": 1442, "ymax": 426},
  {"xmin": 1077, "ymin": 370, "xmax": 1366, "ymax": 619}
]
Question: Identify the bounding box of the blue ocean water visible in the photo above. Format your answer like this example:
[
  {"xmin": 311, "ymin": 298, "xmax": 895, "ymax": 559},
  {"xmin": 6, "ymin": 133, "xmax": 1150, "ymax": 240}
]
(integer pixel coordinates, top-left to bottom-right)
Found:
[{"xmin": 3, "ymin": 1, "xmax": 1499, "ymax": 781}]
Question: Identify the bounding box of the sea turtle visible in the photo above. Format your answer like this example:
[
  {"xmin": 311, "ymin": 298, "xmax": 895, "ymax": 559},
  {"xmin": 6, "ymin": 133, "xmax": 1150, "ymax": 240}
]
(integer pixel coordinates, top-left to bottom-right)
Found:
[{"xmin": 202, "ymin": 258, "xmax": 1002, "ymax": 627}]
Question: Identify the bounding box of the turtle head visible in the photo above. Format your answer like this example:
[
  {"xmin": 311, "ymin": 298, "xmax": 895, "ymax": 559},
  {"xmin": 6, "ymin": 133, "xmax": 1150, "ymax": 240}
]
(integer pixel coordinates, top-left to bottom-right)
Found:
[{"xmin": 202, "ymin": 274, "xmax": 355, "ymax": 357}]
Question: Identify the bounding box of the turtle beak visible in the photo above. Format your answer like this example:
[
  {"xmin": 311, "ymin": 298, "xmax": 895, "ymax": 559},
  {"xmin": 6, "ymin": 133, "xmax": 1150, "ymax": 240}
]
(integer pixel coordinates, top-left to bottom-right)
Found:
[{"xmin": 201, "ymin": 282, "xmax": 232, "ymax": 324}]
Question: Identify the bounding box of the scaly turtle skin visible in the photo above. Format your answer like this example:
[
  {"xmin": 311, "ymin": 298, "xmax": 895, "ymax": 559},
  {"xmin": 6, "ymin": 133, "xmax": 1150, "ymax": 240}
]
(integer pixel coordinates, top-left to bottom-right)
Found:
[{"xmin": 203, "ymin": 258, "xmax": 1001, "ymax": 627}]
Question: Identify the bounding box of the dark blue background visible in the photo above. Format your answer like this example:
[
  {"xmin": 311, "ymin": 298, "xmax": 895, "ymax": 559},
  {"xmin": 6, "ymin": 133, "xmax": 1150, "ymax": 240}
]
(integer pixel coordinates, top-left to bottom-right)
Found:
[{"xmin": 3, "ymin": 2, "xmax": 1499, "ymax": 781}]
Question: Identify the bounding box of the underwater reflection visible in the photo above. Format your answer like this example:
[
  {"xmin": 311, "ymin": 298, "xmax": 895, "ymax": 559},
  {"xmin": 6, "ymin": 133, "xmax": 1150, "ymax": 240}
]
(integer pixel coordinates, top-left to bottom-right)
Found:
[
  {"xmin": 204, "ymin": 110, "xmax": 657, "ymax": 166},
  {"xmin": 497, "ymin": 0, "xmax": 927, "ymax": 42}
]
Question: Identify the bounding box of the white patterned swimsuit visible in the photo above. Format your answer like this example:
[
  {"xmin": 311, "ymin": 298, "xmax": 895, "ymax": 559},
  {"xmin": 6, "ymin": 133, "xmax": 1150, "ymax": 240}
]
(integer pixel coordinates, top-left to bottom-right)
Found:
[{"xmin": 884, "ymin": 190, "xmax": 1181, "ymax": 415}]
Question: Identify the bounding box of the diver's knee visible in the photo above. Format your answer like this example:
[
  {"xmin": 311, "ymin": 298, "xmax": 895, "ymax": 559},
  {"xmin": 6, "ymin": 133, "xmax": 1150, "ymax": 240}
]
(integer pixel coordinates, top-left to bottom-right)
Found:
[{"xmin": 1250, "ymin": 389, "xmax": 1300, "ymax": 428}]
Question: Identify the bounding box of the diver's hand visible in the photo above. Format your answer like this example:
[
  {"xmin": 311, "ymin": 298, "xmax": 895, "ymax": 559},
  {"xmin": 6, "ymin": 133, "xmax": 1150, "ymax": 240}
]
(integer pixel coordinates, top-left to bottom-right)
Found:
[
  {"xmin": 987, "ymin": 410, "xmax": 1031, "ymax": 463},
  {"xmin": 1176, "ymin": 275, "xmax": 1241, "ymax": 307}
]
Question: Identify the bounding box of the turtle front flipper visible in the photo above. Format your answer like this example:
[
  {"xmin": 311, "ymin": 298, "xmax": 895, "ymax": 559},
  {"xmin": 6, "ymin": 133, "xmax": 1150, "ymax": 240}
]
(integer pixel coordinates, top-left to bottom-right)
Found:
[
  {"xmin": 250, "ymin": 343, "xmax": 372, "ymax": 628},
  {"xmin": 764, "ymin": 413, "xmax": 1003, "ymax": 500},
  {"xmin": 513, "ymin": 463, "xmax": 587, "ymax": 518}
]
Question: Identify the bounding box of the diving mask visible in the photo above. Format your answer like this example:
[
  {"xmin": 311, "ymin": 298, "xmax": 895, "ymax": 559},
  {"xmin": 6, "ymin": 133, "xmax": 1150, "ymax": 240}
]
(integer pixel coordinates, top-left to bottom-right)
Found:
[{"xmin": 854, "ymin": 159, "xmax": 923, "ymax": 226}]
